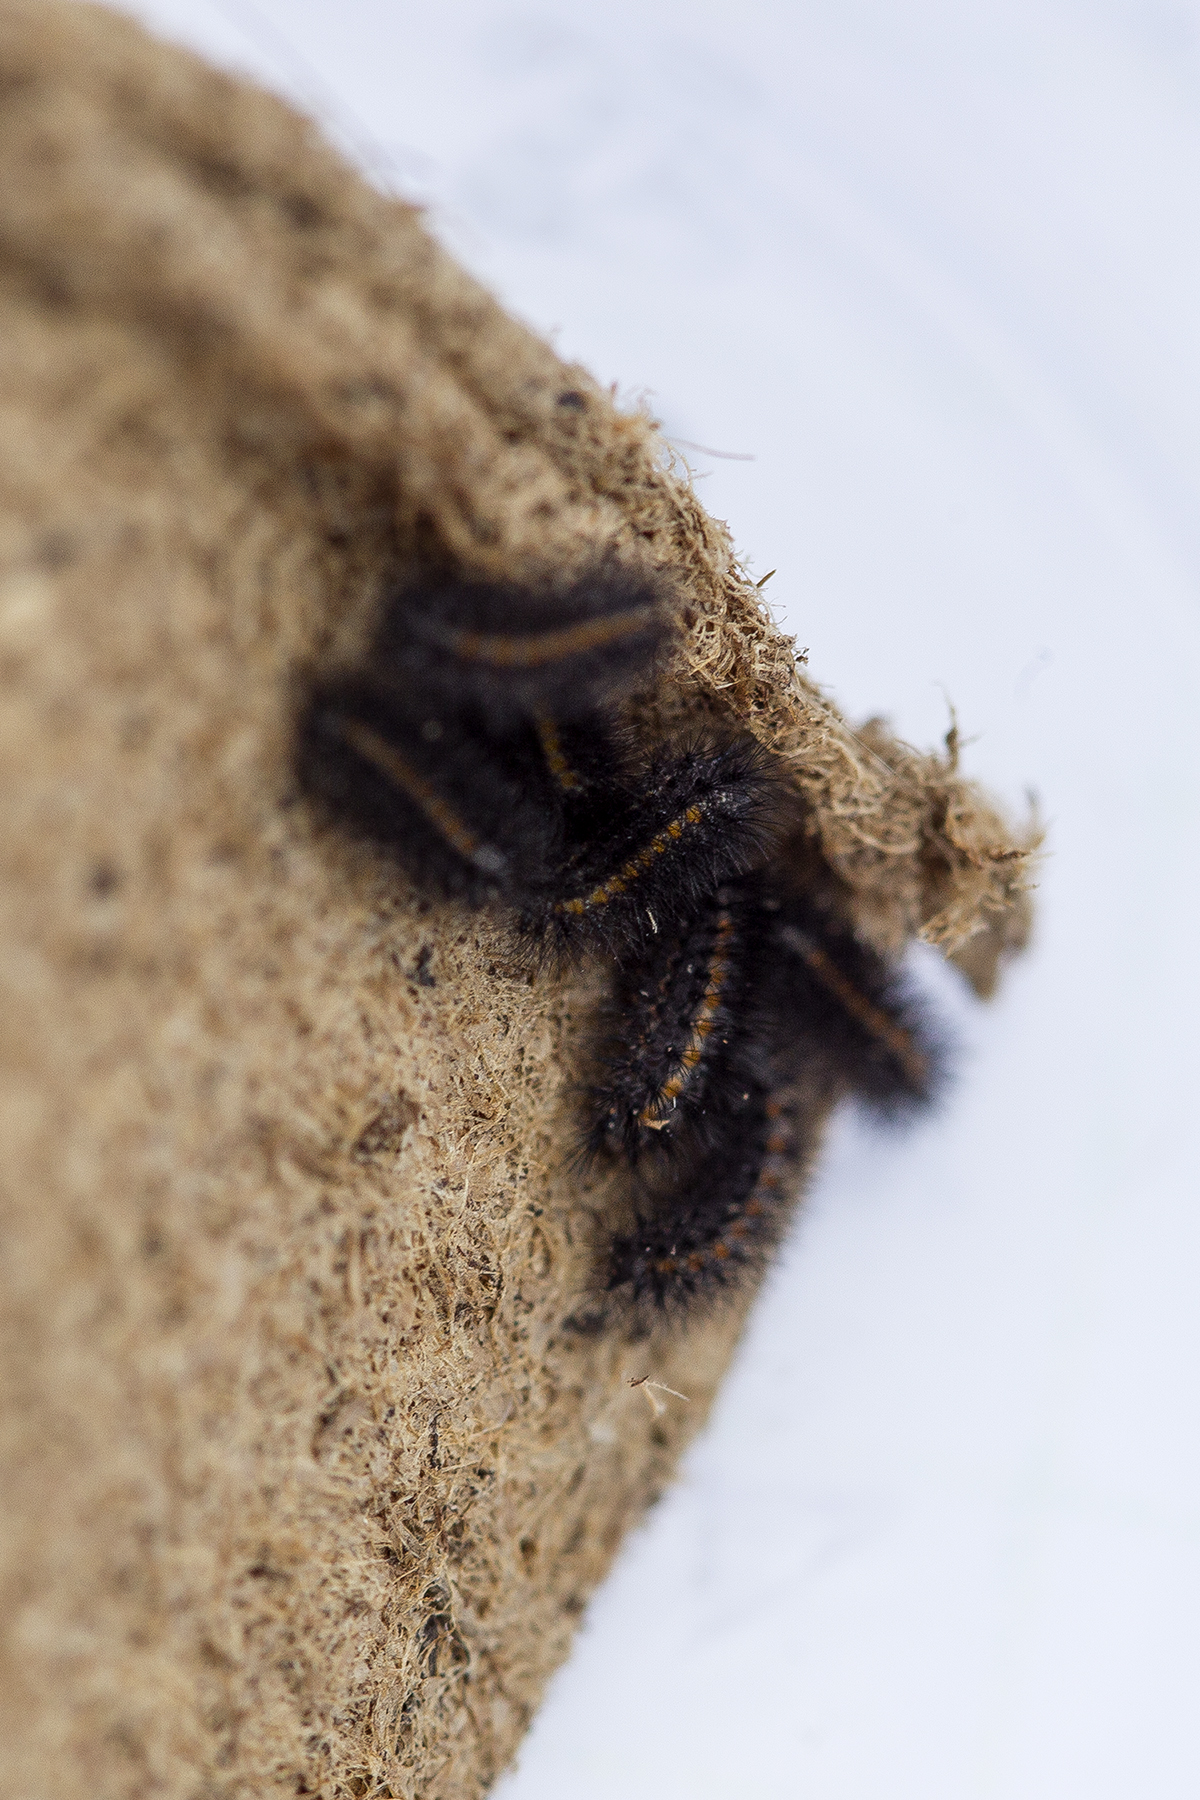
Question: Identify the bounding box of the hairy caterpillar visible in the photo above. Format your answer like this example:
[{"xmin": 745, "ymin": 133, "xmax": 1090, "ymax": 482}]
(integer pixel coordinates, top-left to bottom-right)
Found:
[{"xmin": 298, "ymin": 562, "xmax": 949, "ymax": 1329}]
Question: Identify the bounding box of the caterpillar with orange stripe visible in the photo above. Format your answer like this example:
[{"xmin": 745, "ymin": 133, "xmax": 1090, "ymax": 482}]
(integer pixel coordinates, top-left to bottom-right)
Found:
[
  {"xmin": 372, "ymin": 560, "xmax": 673, "ymax": 728},
  {"xmin": 298, "ymin": 560, "xmax": 676, "ymax": 906},
  {"xmin": 526, "ymin": 735, "xmax": 783, "ymax": 966},
  {"xmin": 300, "ymin": 686, "xmax": 561, "ymax": 905},
  {"xmin": 584, "ymin": 875, "xmax": 942, "ymax": 1158},
  {"xmin": 583, "ymin": 884, "xmax": 757, "ymax": 1163},
  {"xmin": 586, "ymin": 873, "xmax": 946, "ymax": 1319},
  {"xmin": 604, "ymin": 1088, "xmax": 807, "ymax": 1319},
  {"xmin": 766, "ymin": 889, "xmax": 944, "ymax": 1120},
  {"xmin": 297, "ymin": 559, "xmax": 949, "ymax": 1327},
  {"xmin": 300, "ymin": 563, "xmax": 782, "ymax": 949}
]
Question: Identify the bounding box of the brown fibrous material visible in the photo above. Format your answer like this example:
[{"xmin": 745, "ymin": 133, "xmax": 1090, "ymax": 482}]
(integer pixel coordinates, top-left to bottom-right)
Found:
[{"xmin": 0, "ymin": 4, "xmax": 1037, "ymax": 1796}]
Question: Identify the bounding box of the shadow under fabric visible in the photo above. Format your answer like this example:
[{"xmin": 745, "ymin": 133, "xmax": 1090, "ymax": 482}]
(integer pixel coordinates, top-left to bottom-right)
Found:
[{"xmin": 0, "ymin": 4, "xmax": 1036, "ymax": 1795}]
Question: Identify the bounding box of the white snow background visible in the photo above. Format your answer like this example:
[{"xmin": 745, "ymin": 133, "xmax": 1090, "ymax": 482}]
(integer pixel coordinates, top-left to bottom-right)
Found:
[{"xmin": 114, "ymin": 3, "xmax": 1200, "ymax": 1795}]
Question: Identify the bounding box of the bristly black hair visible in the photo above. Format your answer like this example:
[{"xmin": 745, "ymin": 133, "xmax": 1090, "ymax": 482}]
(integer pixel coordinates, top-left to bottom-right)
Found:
[
  {"xmin": 372, "ymin": 560, "xmax": 675, "ymax": 728},
  {"xmin": 764, "ymin": 890, "xmax": 948, "ymax": 1117},
  {"xmin": 580, "ymin": 870, "xmax": 946, "ymax": 1163},
  {"xmin": 579, "ymin": 874, "xmax": 948, "ymax": 1327},
  {"xmin": 522, "ymin": 737, "xmax": 787, "ymax": 968},
  {"xmin": 603, "ymin": 1088, "xmax": 811, "ymax": 1322},
  {"xmin": 297, "ymin": 680, "xmax": 561, "ymax": 904},
  {"xmin": 582, "ymin": 883, "xmax": 761, "ymax": 1163},
  {"xmin": 295, "ymin": 553, "xmax": 957, "ymax": 1338}
]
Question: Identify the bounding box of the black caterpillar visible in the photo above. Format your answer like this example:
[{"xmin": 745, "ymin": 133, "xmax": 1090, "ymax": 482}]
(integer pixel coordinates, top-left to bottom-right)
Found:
[{"xmin": 298, "ymin": 561, "xmax": 947, "ymax": 1327}]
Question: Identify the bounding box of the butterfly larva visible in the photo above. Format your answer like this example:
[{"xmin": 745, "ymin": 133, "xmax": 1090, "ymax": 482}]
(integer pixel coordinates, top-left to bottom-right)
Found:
[
  {"xmin": 299, "ymin": 684, "xmax": 559, "ymax": 903},
  {"xmin": 768, "ymin": 894, "xmax": 946, "ymax": 1117},
  {"xmin": 371, "ymin": 560, "xmax": 673, "ymax": 727},
  {"xmin": 603, "ymin": 1090, "xmax": 808, "ymax": 1318},
  {"xmin": 298, "ymin": 559, "xmax": 952, "ymax": 1333},
  {"xmin": 525, "ymin": 737, "xmax": 785, "ymax": 967},
  {"xmin": 584, "ymin": 887, "xmax": 753, "ymax": 1162}
]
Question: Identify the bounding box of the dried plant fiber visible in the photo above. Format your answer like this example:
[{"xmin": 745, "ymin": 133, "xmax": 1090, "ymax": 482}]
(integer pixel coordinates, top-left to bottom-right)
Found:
[{"xmin": 0, "ymin": 3, "xmax": 1036, "ymax": 1796}]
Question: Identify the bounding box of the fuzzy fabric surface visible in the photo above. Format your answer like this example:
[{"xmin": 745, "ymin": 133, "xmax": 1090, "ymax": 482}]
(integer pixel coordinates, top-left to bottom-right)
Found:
[{"xmin": 0, "ymin": 3, "xmax": 1035, "ymax": 1795}]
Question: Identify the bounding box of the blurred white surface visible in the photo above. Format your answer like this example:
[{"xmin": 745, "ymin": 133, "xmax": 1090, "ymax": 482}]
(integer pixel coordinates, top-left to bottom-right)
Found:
[{"xmin": 116, "ymin": 3, "xmax": 1200, "ymax": 1794}]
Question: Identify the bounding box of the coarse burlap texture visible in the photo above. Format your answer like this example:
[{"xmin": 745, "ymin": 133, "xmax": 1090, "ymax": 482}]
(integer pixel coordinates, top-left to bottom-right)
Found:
[{"xmin": 0, "ymin": 5, "xmax": 1036, "ymax": 1796}]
